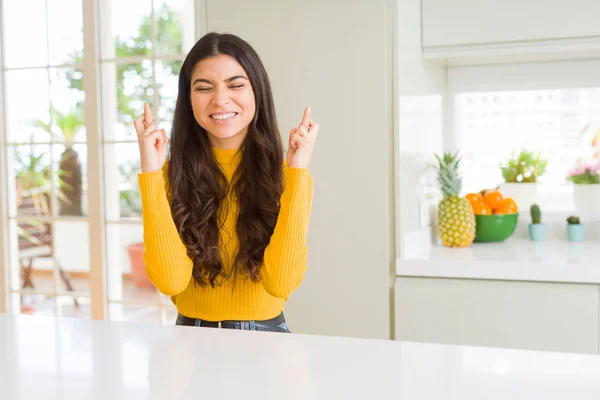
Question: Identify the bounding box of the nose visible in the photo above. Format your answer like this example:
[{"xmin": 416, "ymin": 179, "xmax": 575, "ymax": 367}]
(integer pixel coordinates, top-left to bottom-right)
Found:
[{"xmin": 212, "ymin": 86, "xmax": 230, "ymax": 107}]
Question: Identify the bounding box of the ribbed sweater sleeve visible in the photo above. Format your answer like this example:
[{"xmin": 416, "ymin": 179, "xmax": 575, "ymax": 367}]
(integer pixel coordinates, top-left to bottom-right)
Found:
[
  {"xmin": 137, "ymin": 166, "xmax": 193, "ymax": 295},
  {"xmin": 261, "ymin": 167, "xmax": 314, "ymax": 299}
]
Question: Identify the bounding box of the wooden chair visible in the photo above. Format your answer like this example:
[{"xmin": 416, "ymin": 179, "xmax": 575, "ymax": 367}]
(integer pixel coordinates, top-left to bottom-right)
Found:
[{"xmin": 17, "ymin": 192, "xmax": 79, "ymax": 308}]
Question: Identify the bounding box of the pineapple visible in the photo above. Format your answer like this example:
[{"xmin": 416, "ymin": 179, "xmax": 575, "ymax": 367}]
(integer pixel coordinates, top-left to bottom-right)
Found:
[{"xmin": 434, "ymin": 152, "xmax": 475, "ymax": 248}]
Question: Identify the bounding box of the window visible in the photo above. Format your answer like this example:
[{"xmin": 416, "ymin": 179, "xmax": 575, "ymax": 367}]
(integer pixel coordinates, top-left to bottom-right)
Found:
[
  {"xmin": 1, "ymin": 0, "xmax": 198, "ymax": 323},
  {"xmin": 2, "ymin": 0, "xmax": 90, "ymax": 317},
  {"xmin": 101, "ymin": 0, "xmax": 196, "ymax": 324},
  {"xmin": 455, "ymin": 88, "xmax": 600, "ymax": 210}
]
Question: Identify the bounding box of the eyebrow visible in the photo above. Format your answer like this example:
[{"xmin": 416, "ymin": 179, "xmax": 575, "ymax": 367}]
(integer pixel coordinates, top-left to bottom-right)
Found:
[{"xmin": 192, "ymin": 75, "xmax": 248, "ymax": 85}]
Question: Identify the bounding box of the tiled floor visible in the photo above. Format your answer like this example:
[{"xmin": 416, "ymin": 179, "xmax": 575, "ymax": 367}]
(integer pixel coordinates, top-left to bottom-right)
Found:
[{"xmin": 18, "ymin": 273, "xmax": 177, "ymax": 324}]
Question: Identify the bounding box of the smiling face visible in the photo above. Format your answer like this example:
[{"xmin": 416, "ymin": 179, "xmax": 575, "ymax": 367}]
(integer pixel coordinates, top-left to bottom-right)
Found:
[{"xmin": 189, "ymin": 54, "xmax": 256, "ymax": 149}]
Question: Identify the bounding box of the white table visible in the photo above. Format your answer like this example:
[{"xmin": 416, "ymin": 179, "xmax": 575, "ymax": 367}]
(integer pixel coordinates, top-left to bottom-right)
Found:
[{"xmin": 1, "ymin": 314, "xmax": 600, "ymax": 399}]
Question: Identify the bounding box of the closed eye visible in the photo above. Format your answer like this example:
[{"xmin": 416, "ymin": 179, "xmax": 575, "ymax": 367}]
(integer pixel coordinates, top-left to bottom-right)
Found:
[{"xmin": 194, "ymin": 85, "xmax": 244, "ymax": 92}]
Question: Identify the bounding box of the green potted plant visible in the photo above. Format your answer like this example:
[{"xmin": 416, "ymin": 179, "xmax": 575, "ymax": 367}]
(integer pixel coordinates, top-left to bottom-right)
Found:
[
  {"xmin": 32, "ymin": 106, "xmax": 85, "ymax": 216},
  {"xmin": 15, "ymin": 141, "xmax": 53, "ymax": 216},
  {"xmin": 499, "ymin": 149, "xmax": 548, "ymax": 211},
  {"xmin": 566, "ymin": 216, "xmax": 585, "ymax": 242},
  {"xmin": 528, "ymin": 204, "xmax": 546, "ymax": 241}
]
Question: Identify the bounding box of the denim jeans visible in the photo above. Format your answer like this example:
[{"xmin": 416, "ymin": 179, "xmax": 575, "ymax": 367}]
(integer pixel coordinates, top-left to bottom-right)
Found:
[{"xmin": 175, "ymin": 312, "xmax": 291, "ymax": 333}]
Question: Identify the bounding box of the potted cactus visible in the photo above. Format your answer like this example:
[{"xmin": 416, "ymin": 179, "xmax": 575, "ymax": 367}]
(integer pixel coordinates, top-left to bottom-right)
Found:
[
  {"xmin": 566, "ymin": 216, "xmax": 585, "ymax": 242},
  {"xmin": 528, "ymin": 204, "xmax": 546, "ymax": 241}
]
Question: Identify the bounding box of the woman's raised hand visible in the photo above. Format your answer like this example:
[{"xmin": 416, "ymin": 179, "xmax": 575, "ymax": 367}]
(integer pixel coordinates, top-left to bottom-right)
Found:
[
  {"xmin": 287, "ymin": 106, "xmax": 319, "ymax": 169},
  {"xmin": 134, "ymin": 103, "xmax": 168, "ymax": 173}
]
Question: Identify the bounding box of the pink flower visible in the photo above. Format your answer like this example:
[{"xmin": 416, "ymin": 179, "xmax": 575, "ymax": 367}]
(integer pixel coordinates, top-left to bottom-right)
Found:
[
  {"xmin": 568, "ymin": 163, "xmax": 587, "ymax": 178},
  {"xmin": 587, "ymin": 160, "xmax": 600, "ymax": 175}
]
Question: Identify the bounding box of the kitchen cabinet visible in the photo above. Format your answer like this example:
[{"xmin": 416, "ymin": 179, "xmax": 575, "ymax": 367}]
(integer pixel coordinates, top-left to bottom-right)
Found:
[
  {"xmin": 395, "ymin": 276, "xmax": 599, "ymax": 354},
  {"xmin": 422, "ymin": 0, "xmax": 600, "ymax": 49}
]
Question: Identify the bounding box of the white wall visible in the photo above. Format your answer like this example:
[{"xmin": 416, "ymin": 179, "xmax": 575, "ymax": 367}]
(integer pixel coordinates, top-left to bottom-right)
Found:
[
  {"xmin": 205, "ymin": 0, "xmax": 393, "ymax": 339},
  {"xmin": 396, "ymin": 0, "xmax": 446, "ymax": 255}
]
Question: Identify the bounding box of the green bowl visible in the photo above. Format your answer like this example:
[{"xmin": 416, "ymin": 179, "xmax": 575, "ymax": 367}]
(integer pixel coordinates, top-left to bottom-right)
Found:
[{"xmin": 474, "ymin": 212, "xmax": 519, "ymax": 243}]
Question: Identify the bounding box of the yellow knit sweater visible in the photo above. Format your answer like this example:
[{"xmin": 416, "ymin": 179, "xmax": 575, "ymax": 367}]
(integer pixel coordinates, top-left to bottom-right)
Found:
[{"xmin": 137, "ymin": 147, "xmax": 313, "ymax": 321}]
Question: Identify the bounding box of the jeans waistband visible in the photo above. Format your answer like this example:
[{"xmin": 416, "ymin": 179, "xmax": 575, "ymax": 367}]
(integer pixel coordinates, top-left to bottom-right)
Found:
[{"xmin": 175, "ymin": 312, "xmax": 287, "ymax": 332}]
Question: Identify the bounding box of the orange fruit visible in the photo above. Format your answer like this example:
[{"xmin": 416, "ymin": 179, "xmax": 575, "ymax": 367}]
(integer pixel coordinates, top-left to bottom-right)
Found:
[
  {"xmin": 483, "ymin": 190, "xmax": 504, "ymax": 210},
  {"xmin": 479, "ymin": 187, "xmax": 498, "ymax": 197},
  {"xmin": 494, "ymin": 207, "xmax": 516, "ymax": 215},
  {"xmin": 465, "ymin": 192, "xmax": 483, "ymax": 205},
  {"xmin": 471, "ymin": 202, "xmax": 492, "ymax": 215},
  {"xmin": 501, "ymin": 197, "xmax": 518, "ymax": 212}
]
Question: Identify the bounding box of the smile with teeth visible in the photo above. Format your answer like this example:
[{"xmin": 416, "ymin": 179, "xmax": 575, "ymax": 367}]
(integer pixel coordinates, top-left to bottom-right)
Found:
[{"xmin": 210, "ymin": 112, "xmax": 238, "ymax": 120}]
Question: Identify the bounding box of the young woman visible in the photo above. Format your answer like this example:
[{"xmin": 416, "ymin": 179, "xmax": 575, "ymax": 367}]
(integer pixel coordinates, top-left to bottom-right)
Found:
[{"xmin": 134, "ymin": 32, "xmax": 318, "ymax": 333}]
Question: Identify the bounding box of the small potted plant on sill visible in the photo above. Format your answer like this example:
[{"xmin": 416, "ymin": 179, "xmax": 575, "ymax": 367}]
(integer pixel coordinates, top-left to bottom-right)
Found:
[
  {"xmin": 528, "ymin": 204, "xmax": 546, "ymax": 241},
  {"xmin": 566, "ymin": 216, "xmax": 585, "ymax": 242},
  {"xmin": 568, "ymin": 159, "xmax": 600, "ymax": 213},
  {"xmin": 499, "ymin": 149, "xmax": 548, "ymax": 211}
]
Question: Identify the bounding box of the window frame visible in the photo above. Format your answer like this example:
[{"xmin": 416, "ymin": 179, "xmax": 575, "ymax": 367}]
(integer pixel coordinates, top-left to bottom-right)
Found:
[{"xmin": 0, "ymin": 0, "xmax": 207, "ymax": 320}]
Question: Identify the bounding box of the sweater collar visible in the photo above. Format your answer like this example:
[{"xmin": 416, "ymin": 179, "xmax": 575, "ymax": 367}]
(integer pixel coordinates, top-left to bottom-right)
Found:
[{"xmin": 211, "ymin": 147, "xmax": 242, "ymax": 166}]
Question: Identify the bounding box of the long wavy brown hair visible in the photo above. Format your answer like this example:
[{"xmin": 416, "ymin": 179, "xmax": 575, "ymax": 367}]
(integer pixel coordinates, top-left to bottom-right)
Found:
[{"xmin": 168, "ymin": 32, "xmax": 284, "ymax": 288}]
